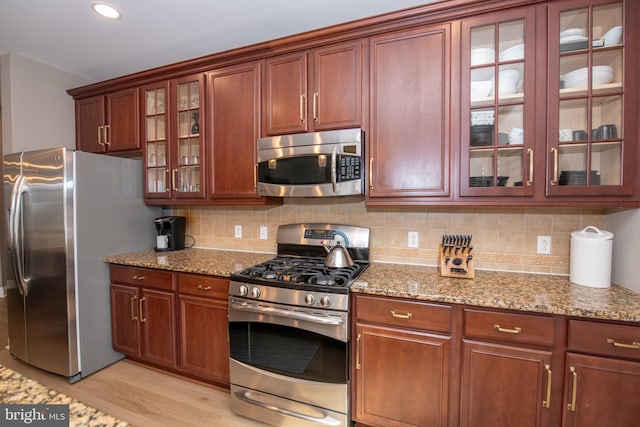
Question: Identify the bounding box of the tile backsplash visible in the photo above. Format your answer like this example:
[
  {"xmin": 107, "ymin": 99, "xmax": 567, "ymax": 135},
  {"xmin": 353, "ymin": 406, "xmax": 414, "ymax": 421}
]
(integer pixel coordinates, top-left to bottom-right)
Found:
[{"xmin": 174, "ymin": 197, "xmax": 606, "ymax": 275}]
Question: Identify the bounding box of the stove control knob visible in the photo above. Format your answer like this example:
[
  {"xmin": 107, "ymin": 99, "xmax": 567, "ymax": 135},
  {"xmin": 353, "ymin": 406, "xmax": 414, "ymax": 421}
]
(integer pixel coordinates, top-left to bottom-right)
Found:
[
  {"xmin": 320, "ymin": 296, "xmax": 331, "ymax": 308},
  {"xmin": 251, "ymin": 287, "xmax": 262, "ymax": 298},
  {"xmin": 238, "ymin": 285, "xmax": 248, "ymax": 297},
  {"xmin": 304, "ymin": 294, "xmax": 315, "ymax": 306}
]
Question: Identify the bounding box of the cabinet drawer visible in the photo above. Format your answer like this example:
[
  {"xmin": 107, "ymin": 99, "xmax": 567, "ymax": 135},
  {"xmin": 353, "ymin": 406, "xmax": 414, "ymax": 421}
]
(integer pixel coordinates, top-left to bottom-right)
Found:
[
  {"xmin": 109, "ymin": 264, "xmax": 175, "ymax": 291},
  {"xmin": 355, "ymin": 295, "xmax": 452, "ymax": 333},
  {"xmin": 568, "ymin": 320, "xmax": 640, "ymax": 361},
  {"xmin": 464, "ymin": 309, "xmax": 554, "ymax": 347},
  {"xmin": 178, "ymin": 273, "xmax": 229, "ymax": 299}
]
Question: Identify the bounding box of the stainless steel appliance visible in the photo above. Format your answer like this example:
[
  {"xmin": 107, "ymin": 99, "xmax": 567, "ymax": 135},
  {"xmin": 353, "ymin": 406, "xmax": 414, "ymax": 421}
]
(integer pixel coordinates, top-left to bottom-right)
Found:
[
  {"xmin": 3, "ymin": 148, "xmax": 160, "ymax": 382},
  {"xmin": 228, "ymin": 223, "xmax": 370, "ymax": 427},
  {"xmin": 257, "ymin": 128, "xmax": 364, "ymax": 197},
  {"xmin": 154, "ymin": 215, "xmax": 186, "ymax": 251}
]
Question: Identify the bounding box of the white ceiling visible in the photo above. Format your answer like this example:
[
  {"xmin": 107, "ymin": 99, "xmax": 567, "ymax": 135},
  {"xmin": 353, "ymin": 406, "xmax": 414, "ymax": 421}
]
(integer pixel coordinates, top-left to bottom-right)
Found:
[{"xmin": 0, "ymin": 0, "xmax": 435, "ymax": 82}]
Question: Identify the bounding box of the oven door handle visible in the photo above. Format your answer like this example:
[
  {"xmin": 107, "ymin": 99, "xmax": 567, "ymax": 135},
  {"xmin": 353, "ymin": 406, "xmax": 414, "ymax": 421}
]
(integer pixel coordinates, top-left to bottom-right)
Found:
[
  {"xmin": 231, "ymin": 301, "xmax": 344, "ymax": 325},
  {"xmin": 331, "ymin": 146, "xmax": 338, "ymax": 193},
  {"xmin": 234, "ymin": 390, "xmax": 342, "ymax": 426}
]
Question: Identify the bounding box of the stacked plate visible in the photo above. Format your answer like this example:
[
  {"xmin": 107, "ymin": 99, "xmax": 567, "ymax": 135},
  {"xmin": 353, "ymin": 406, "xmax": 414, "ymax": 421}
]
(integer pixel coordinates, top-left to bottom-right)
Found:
[
  {"xmin": 470, "ymin": 125, "xmax": 494, "ymax": 146},
  {"xmin": 559, "ymin": 170, "xmax": 601, "ymax": 185},
  {"xmin": 561, "ymin": 66, "xmax": 614, "ymax": 89},
  {"xmin": 470, "ymin": 176, "xmax": 509, "ymax": 187},
  {"xmin": 471, "ymin": 47, "xmax": 495, "ymax": 66},
  {"xmin": 499, "ymin": 44, "xmax": 524, "ymax": 61}
]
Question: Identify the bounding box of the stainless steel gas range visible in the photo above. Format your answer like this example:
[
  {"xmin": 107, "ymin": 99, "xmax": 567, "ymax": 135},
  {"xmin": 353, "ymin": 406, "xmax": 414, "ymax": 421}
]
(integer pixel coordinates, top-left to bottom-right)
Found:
[{"xmin": 228, "ymin": 223, "xmax": 370, "ymax": 427}]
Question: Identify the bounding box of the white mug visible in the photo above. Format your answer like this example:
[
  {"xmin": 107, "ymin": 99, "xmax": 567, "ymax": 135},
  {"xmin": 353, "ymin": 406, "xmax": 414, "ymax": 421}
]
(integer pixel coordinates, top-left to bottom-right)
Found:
[
  {"xmin": 559, "ymin": 128, "xmax": 573, "ymax": 141},
  {"xmin": 156, "ymin": 235, "xmax": 169, "ymax": 249}
]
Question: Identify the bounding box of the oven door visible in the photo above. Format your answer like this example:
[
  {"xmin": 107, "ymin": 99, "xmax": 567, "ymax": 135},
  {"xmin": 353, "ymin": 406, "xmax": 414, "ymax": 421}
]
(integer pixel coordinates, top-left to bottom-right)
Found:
[{"xmin": 228, "ymin": 296, "xmax": 350, "ymax": 426}]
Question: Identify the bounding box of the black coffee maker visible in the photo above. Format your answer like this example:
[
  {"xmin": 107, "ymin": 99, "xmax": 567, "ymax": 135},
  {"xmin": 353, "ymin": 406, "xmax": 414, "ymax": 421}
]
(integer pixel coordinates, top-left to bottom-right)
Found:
[{"xmin": 154, "ymin": 216, "xmax": 186, "ymax": 252}]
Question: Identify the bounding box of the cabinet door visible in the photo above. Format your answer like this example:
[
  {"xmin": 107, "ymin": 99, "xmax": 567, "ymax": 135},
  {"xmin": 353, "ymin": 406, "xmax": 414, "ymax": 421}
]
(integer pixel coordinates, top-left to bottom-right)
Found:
[
  {"xmin": 140, "ymin": 288, "xmax": 176, "ymax": 368},
  {"xmin": 105, "ymin": 87, "xmax": 140, "ymax": 152},
  {"xmin": 263, "ymin": 52, "xmax": 308, "ymax": 135},
  {"xmin": 311, "ymin": 41, "xmax": 362, "ymax": 130},
  {"xmin": 207, "ymin": 62, "xmax": 262, "ymax": 200},
  {"xmin": 178, "ymin": 295, "xmax": 229, "ymax": 384},
  {"xmin": 171, "ymin": 74, "xmax": 205, "ymax": 199},
  {"xmin": 354, "ymin": 323, "xmax": 450, "ymax": 427},
  {"xmin": 75, "ymin": 96, "xmax": 105, "ymax": 153},
  {"xmin": 142, "ymin": 81, "xmax": 171, "ymax": 199},
  {"xmin": 368, "ymin": 23, "xmax": 451, "ymax": 199},
  {"xmin": 563, "ymin": 353, "xmax": 640, "ymax": 427},
  {"xmin": 460, "ymin": 340, "xmax": 553, "ymax": 427},
  {"xmin": 547, "ymin": 0, "xmax": 637, "ymax": 197},
  {"xmin": 460, "ymin": 6, "xmax": 538, "ymax": 197},
  {"xmin": 110, "ymin": 284, "xmax": 140, "ymax": 357}
]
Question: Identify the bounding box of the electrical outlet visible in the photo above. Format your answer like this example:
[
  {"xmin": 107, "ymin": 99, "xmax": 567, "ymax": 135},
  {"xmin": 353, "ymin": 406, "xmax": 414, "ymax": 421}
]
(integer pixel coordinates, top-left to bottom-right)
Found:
[
  {"xmin": 537, "ymin": 235, "xmax": 551, "ymax": 254},
  {"xmin": 408, "ymin": 231, "xmax": 419, "ymax": 248},
  {"xmin": 260, "ymin": 226, "xmax": 268, "ymax": 240},
  {"xmin": 234, "ymin": 225, "xmax": 242, "ymax": 239}
]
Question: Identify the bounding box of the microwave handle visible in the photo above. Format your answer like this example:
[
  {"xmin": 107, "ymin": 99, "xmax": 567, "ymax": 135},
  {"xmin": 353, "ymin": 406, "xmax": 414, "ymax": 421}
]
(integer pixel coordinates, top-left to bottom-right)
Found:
[{"xmin": 331, "ymin": 147, "xmax": 337, "ymax": 193}]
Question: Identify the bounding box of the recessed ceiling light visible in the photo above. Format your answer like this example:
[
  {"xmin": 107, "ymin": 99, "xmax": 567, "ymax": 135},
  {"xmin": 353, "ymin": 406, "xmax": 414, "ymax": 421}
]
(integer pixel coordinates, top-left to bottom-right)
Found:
[{"xmin": 91, "ymin": 2, "xmax": 121, "ymax": 20}]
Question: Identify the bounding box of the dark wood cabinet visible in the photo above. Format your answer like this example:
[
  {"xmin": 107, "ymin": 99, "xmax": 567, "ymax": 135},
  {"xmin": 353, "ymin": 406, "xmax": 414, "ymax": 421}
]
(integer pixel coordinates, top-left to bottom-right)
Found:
[
  {"xmin": 206, "ymin": 62, "xmax": 263, "ymax": 201},
  {"xmin": 109, "ymin": 265, "xmax": 177, "ymax": 369},
  {"xmin": 177, "ymin": 273, "xmax": 230, "ymax": 385},
  {"xmin": 75, "ymin": 88, "xmax": 140, "ymax": 154},
  {"xmin": 367, "ymin": 23, "xmax": 452, "ymax": 201},
  {"xmin": 263, "ymin": 40, "xmax": 363, "ymax": 136},
  {"xmin": 353, "ymin": 295, "xmax": 452, "ymax": 427},
  {"xmin": 562, "ymin": 320, "xmax": 640, "ymax": 427}
]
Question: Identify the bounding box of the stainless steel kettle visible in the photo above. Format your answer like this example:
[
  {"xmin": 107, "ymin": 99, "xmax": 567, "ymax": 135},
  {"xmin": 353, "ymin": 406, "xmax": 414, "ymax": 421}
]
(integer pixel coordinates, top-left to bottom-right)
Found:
[{"xmin": 322, "ymin": 240, "xmax": 354, "ymax": 268}]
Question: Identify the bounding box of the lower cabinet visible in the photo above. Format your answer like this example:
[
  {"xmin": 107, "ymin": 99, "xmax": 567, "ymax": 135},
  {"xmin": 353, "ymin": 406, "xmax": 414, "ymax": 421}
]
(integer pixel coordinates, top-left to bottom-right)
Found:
[
  {"xmin": 353, "ymin": 294, "xmax": 452, "ymax": 427},
  {"xmin": 177, "ymin": 273, "xmax": 230, "ymax": 384},
  {"xmin": 110, "ymin": 265, "xmax": 177, "ymax": 369},
  {"xmin": 109, "ymin": 265, "xmax": 231, "ymax": 386},
  {"xmin": 562, "ymin": 320, "xmax": 640, "ymax": 427}
]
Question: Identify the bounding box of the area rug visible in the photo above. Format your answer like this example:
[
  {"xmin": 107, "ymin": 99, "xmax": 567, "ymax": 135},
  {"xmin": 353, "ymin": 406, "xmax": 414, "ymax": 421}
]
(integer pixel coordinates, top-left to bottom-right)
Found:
[{"xmin": 0, "ymin": 364, "xmax": 129, "ymax": 426}]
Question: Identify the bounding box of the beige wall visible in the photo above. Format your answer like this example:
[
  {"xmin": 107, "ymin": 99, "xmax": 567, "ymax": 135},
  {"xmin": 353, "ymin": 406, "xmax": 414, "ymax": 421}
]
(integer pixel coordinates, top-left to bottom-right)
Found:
[{"xmin": 175, "ymin": 198, "xmax": 606, "ymax": 275}]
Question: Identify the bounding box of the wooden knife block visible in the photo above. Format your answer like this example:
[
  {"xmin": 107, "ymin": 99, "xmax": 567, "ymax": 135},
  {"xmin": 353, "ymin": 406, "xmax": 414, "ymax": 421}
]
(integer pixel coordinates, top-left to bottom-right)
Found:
[{"xmin": 438, "ymin": 239, "xmax": 475, "ymax": 279}]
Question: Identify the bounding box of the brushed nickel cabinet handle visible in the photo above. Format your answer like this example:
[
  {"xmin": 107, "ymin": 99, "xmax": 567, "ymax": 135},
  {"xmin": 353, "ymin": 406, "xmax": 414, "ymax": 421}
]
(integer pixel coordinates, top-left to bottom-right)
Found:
[
  {"xmin": 132, "ymin": 275, "xmax": 145, "ymax": 281},
  {"xmin": 172, "ymin": 168, "xmax": 178, "ymax": 191},
  {"xmin": 97, "ymin": 125, "xmax": 104, "ymax": 147},
  {"xmin": 390, "ymin": 310, "xmax": 412, "ymax": 319},
  {"xmin": 300, "ymin": 94, "xmax": 306, "ymax": 123},
  {"xmin": 369, "ymin": 158, "xmax": 374, "ymax": 190},
  {"xmin": 130, "ymin": 297, "xmax": 138, "ymax": 321},
  {"xmin": 567, "ymin": 366, "xmax": 577, "ymax": 412},
  {"xmin": 197, "ymin": 284, "xmax": 212, "ymax": 291},
  {"xmin": 356, "ymin": 333, "xmax": 362, "ymax": 370},
  {"xmin": 313, "ymin": 92, "xmax": 318, "ymax": 121},
  {"xmin": 527, "ymin": 148, "xmax": 534, "ymax": 186},
  {"xmin": 551, "ymin": 148, "xmax": 559, "ymax": 185},
  {"xmin": 139, "ymin": 297, "xmax": 146, "ymax": 323},
  {"xmin": 165, "ymin": 169, "xmax": 170, "ymax": 192},
  {"xmin": 607, "ymin": 338, "xmax": 640, "ymax": 350},
  {"xmin": 104, "ymin": 124, "xmax": 111, "ymax": 146},
  {"xmin": 543, "ymin": 364, "xmax": 552, "ymax": 408},
  {"xmin": 494, "ymin": 324, "xmax": 522, "ymax": 334}
]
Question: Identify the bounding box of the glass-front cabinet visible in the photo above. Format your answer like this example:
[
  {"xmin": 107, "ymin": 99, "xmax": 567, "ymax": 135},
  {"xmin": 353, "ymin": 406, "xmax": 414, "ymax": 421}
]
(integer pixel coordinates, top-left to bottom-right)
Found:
[
  {"xmin": 460, "ymin": 6, "xmax": 537, "ymax": 196},
  {"xmin": 547, "ymin": 0, "xmax": 635, "ymax": 196},
  {"xmin": 143, "ymin": 75, "xmax": 205, "ymax": 200}
]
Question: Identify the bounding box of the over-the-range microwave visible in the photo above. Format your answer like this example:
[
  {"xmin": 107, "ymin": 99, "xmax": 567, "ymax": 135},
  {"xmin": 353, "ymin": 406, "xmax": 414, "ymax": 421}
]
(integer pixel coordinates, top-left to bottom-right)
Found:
[{"xmin": 256, "ymin": 128, "xmax": 364, "ymax": 197}]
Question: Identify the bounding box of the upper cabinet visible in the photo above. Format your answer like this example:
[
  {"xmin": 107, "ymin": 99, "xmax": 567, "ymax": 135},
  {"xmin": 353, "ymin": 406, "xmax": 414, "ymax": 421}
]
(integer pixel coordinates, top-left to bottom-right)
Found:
[
  {"xmin": 262, "ymin": 40, "xmax": 363, "ymax": 136},
  {"xmin": 206, "ymin": 61, "xmax": 264, "ymax": 201},
  {"xmin": 75, "ymin": 88, "xmax": 140, "ymax": 154},
  {"xmin": 546, "ymin": 0, "xmax": 637, "ymax": 198},
  {"xmin": 460, "ymin": 6, "xmax": 538, "ymax": 197},
  {"xmin": 143, "ymin": 74, "xmax": 205, "ymax": 201},
  {"xmin": 367, "ymin": 23, "xmax": 452, "ymax": 201}
]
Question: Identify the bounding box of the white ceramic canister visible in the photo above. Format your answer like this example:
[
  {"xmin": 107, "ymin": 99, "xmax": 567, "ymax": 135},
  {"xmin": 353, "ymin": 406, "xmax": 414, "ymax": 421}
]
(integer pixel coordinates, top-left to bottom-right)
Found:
[{"xmin": 569, "ymin": 226, "xmax": 614, "ymax": 288}]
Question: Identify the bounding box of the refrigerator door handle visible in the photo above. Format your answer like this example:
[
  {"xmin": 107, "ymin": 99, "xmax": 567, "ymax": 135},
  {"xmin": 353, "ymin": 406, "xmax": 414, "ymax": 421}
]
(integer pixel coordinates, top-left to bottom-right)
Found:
[{"xmin": 8, "ymin": 175, "xmax": 30, "ymax": 296}]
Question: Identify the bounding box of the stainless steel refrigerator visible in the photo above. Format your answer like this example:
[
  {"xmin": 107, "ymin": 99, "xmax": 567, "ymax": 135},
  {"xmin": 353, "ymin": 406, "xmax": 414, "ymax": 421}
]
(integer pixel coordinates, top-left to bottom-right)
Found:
[{"xmin": 3, "ymin": 147, "xmax": 160, "ymax": 382}]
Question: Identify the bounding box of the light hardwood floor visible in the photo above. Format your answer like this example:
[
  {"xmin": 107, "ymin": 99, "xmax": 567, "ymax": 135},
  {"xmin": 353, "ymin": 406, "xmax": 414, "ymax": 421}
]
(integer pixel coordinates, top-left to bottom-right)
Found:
[{"xmin": 0, "ymin": 297, "xmax": 266, "ymax": 427}]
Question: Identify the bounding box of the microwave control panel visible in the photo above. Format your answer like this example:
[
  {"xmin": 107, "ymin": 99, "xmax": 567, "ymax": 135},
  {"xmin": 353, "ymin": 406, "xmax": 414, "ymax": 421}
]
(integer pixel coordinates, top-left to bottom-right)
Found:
[{"xmin": 339, "ymin": 156, "xmax": 361, "ymax": 181}]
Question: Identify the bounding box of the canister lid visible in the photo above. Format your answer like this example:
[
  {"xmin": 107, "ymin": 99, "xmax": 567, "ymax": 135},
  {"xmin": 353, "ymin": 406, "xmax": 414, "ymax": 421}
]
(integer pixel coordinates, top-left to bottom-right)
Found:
[{"xmin": 571, "ymin": 226, "xmax": 613, "ymax": 241}]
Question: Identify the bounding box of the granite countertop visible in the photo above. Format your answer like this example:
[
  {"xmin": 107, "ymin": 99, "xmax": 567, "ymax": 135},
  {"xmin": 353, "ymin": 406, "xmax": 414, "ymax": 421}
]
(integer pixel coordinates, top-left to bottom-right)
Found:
[{"xmin": 105, "ymin": 248, "xmax": 640, "ymax": 323}]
